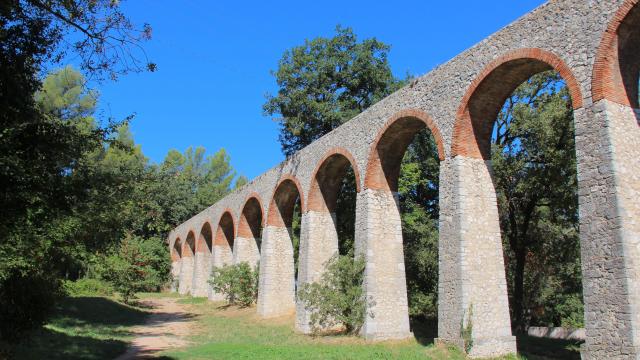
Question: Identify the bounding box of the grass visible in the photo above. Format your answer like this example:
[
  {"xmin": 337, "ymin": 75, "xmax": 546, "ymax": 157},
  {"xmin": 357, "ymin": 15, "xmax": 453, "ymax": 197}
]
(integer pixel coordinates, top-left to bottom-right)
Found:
[
  {"xmin": 11, "ymin": 296, "xmax": 150, "ymax": 360},
  {"xmin": 160, "ymin": 297, "xmax": 515, "ymax": 360},
  {"xmin": 7, "ymin": 292, "xmax": 583, "ymax": 360}
]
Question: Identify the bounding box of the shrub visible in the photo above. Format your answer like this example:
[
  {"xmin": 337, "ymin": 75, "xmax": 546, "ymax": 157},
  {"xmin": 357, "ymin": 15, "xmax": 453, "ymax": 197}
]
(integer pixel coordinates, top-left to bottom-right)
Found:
[
  {"xmin": 0, "ymin": 269, "xmax": 64, "ymax": 346},
  {"xmin": 99, "ymin": 234, "xmax": 171, "ymax": 303},
  {"xmin": 208, "ymin": 262, "xmax": 259, "ymax": 307},
  {"xmin": 63, "ymin": 278, "xmax": 113, "ymax": 297},
  {"xmin": 297, "ymin": 254, "xmax": 369, "ymax": 335}
]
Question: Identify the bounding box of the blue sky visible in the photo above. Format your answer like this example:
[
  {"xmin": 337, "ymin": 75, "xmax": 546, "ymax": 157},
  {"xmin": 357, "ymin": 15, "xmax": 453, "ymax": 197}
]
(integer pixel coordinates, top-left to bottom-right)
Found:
[{"xmin": 93, "ymin": 0, "xmax": 546, "ymax": 180}]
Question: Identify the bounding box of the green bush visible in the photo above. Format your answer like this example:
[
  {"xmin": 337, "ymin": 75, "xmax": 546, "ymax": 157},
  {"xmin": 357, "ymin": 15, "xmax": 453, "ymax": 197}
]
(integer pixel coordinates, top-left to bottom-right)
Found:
[
  {"xmin": 0, "ymin": 269, "xmax": 64, "ymax": 346},
  {"xmin": 208, "ymin": 262, "xmax": 259, "ymax": 307},
  {"xmin": 63, "ymin": 278, "xmax": 113, "ymax": 297},
  {"xmin": 297, "ymin": 254, "xmax": 369, "ymax": 335},
  {"xmin": 99, "ymin": 234, "xmax": 171, "ymax": 303}
]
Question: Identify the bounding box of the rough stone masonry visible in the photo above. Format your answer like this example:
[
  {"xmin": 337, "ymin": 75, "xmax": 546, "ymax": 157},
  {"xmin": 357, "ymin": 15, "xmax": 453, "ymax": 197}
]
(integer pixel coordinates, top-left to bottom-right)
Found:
[{"xmin": 168, "ymin": 1, "xmax": 640, "ymax": 358}]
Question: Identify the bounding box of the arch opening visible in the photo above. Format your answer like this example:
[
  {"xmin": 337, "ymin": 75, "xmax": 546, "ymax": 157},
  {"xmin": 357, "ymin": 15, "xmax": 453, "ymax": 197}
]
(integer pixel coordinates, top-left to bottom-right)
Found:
[
  {"xmin": 618, "ymin": 3, "xmax": 640, "ymax": 108},
  {"xmin": 184, "ymin": 231, "xmax": 196, "ymax": 257},
  {"xmin": 267, "ymin": 178, "xmax": 303, "ymax": 278},
  {"xmin": 236, "ymin": 196, "xmax": 264, "ymax": 268},
  {"xmin": 490, "ymin": 71, "xmax": 582, "ymax": 337},
  {"xmin": 172, "ymin": 238, "xmax": 182, "ymax": 260},
  {"xmin": 364, "ymin": 111, "xmax": 442, "ymax": 340},
  {"xmin": 594, "ymin": 1, "xmax": 640, "ymax": 108},
  {"xmin": 308, "ymin": 151, "xmax": 359, "ymax": 256},
  {"xmin": 216, "ymin": 212, "xmax": 235, "ymax": 251},
  {"xmin": 198, "ymin": 222, "xmax": 213, "ymax": 253},
  {"xmin": 239, "ymin": 197, "xmax": 264, "ymax": 250}
]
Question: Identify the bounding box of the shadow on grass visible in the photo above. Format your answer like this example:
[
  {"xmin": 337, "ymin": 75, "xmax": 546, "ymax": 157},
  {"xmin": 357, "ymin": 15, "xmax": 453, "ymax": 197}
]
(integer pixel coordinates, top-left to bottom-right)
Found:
[
  {"xmin": 410, "ymin": 317, "xmax": 437, "ymax": 347},
  {"xmin": 10, "ymin": 296, "xmax": 178, "ymax": 360},
  {"xmin": 516, "ymin": 335, "xmax": 582, "ymax": 360}
]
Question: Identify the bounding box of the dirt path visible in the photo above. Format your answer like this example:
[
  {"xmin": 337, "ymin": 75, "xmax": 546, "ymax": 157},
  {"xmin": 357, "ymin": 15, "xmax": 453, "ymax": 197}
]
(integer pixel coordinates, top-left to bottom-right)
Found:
[{"xmin": 115, "ymin": 297, "xmax": 196, "ymax": 359}]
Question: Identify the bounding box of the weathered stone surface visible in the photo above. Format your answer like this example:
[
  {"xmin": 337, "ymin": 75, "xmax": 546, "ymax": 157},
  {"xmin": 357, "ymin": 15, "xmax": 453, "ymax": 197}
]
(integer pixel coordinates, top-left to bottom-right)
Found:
[{"xmin": 168, "ymin": 1, "xmax": 640, "ymax": 357}]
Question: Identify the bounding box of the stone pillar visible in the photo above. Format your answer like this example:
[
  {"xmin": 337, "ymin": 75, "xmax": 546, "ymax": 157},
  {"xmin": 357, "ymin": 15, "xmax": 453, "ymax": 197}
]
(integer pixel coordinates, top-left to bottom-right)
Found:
[
  {"xmin": 208, "ymin": 244, "xmax": 233, "ymax": 301},
  {"xmin": 233, "ymin": 236, "xmax": 260, "ymax": 268},
  {"xmin": 256, "ymin": 225, "xmax": 296, "ymax": 318},
  {"xmin": 178, "ymin": 255, "xmax": 194, "ymax": 295},
  {"xmin": 577, "ymin": 101, "xmax": 640, "ymax": 359},
  {"xmin": 170, "ymin": 259, "xmax": 181, "ymax": 292},
  {"xmin": 437, "ymin": 156, "xmax": 516, "ymax": 358},
  {"xmin": 191, "ymin": 250, "xmax": 211, "ymax": 297},
  {"xmin": 295, "ymin": 211, "xmax": 339, "ymax": 333},
  {"xmin": 355, "ymin": 188, "xmax": 411, "ymax": 340}
]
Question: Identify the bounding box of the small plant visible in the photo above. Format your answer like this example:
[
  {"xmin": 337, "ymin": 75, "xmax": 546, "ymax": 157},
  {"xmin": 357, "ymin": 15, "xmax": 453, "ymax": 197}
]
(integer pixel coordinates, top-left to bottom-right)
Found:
[
  {"xmin": 63, "ymin": 278, "xmax": 113, "ymax": 297},
  {"xmin": 99, "ymin": 234, "xmax": 171, "ymax": 304},
  {"xmin": 460, "ymin": 304, "xmax": 474, "ymax": 354},
  {"xmin": 208, "ymin": 262, "xmax": 259, "ymax": 307},
  {"xmin": 297, "ymin": 253, "xmax": 370, "ymax": 335}
]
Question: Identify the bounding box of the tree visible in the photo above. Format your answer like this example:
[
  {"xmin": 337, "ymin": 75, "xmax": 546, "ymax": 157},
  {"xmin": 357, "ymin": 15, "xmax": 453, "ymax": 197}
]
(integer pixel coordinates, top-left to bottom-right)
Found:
[
  {"xmin": 208, "ymin": 262, "xmax": 259, "ymax": 307},
  {"xmin": 492, "ymin": 71, "xmax": 581, "ymax": 331},
  {"xmin": 99, "ymin": 234, "xmax": 171, "ymax": 304},
  {"xmin": 264, "ymin": 26, "xmax": 402, "ymax": 156},
  {"xmin": 1, "ymin": 0, "xmax": 153, "ymax": 344}
]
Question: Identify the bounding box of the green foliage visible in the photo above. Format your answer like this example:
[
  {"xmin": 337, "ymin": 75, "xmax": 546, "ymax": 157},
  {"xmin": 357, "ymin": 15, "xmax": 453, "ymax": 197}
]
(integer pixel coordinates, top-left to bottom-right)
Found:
[
  {"xmin": 0, "ymin": 270, "xmax": 64, "ymax": 348},
  {"xmin": 98, "ymin": 235, "xmax": 171, "ymax": 304},
  {"xmin": 460, "ymin": 305, "xmax": 474, "ymax": 353},
  {"xmin": 264, "ymin": 26, "xmax": 404, "ymax": 156},
  {"xmin": 297, "ymin": 254, "xmax": 368, "ymax": 335},
  {"xmin": 208, "ymin": 262, "xmax": 259, "ymax": 307},
  {"xmin": 399, "ymin": 130, "xmax": 441, "ymax": 319},
  {"xmin": 492, "ymin": 71, "xmax": 582, "ymax": 330},
  {"xmin": 63, "ymin": 278, "xmax": 113, "ymax": 297}
]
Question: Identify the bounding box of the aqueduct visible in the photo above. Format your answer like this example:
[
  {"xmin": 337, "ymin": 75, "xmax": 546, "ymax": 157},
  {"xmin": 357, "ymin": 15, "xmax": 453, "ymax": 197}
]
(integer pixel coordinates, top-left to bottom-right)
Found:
[{"xmin": 168, "ymin": 0, "xmax": 640, "ymax": 358}]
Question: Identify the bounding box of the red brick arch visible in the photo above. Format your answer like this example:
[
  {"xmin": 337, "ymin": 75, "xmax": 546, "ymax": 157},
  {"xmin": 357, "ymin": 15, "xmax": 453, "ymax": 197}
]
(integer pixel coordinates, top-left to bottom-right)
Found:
[
  {"xmin": 267, "ymin": 175, "xmax": 305, "ymax": 227},
  {"xmin": 172, "ymin": 237, "xmax": 182, "ymax": 261},
  {"xmin": 182, "ymin": 230, "xmax": 196, "ymax": 257},
  {"xmin": 451, "ymin": 48, "xmax": 584, "ymax": 160},
  {"xmin": 365, "ymin": 109, "xmax": 445, "ymax": 192},
  {"xmin": 308, "ymin": 147, "xmax": 362, "ymax": 213},
  {"xmin": 238, "ymin": 193, "xmax": 265, "ymax": 239},
  {"xmin": 215, "ymin": 210, "xmax": 236, "ymax": 250},
  {"xmin": 592, "ymin": 0, "xmax": 640, "ymax": 108},
  {"xmin": 196, "ymin": 221, "xmax": 213, "ymax": 253}
]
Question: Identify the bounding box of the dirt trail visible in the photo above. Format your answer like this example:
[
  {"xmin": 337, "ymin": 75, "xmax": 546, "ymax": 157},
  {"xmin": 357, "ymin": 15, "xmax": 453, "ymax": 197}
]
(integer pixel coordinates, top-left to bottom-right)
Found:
[{"xmin": 115, "ymin": 297, "xmax": 195, "ymax": 359}]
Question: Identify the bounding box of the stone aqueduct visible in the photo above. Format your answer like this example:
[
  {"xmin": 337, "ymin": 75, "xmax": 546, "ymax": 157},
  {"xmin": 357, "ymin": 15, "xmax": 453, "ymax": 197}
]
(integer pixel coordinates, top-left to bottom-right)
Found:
[{"xmin": 168, "ymin": 0, "xmax": 640, "ymax": 358}]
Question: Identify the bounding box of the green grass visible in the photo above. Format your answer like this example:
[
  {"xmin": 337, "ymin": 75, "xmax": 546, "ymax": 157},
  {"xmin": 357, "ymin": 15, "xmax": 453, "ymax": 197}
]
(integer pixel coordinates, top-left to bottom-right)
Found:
[
  {"xmin": 177, "ymin": 296, "xmax": 209, "ymax": 305},
  {"xmin": 162, "ymin": 298, "xmax": 483, "ymax": 360},
  {"xmin": 12, "ymin": 296, "xmax": 150, "ymax": 360}
]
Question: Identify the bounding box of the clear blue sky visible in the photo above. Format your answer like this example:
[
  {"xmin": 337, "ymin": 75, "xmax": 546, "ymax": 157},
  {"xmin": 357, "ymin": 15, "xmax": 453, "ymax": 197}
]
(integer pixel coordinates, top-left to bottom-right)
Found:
[{"xmin": 94, "ymin": 0, "xmax": 546, "ymax": 180}]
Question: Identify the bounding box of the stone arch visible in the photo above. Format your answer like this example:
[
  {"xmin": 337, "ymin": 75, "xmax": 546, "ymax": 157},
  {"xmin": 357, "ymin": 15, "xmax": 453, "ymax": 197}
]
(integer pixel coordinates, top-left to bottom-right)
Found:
[
  {"xmin": 192, "ymin": 222, "xmax": 214, "ymax": 297},
  {"xmin": 365, "ymin": 109, "xmax": 445, "ymax": 192},
  {"xmin": 442, "ymin": 48, "xmax": 585, "ymax": 356},
  {"xmin": 209, "ymin": 211, "xmax": 237, "ymax": 301},
  {"xmin": 235, "ymin": 194, "xmax": 264, "ymax": 266},
  {"xmin": 196, "ymin": 222, "xmax": 213, "ymax": 253},
  {"xmin": 307, "ymin": 147, "xmax": 361, "ymax": 213},
  {"xmin": 172, "ymin": 237, "xmax": 182, "ymax": 261},
  {"xmin": 451, "ymin": 48, "xmax": 584, "ymax": 159},
  {"xmin": 257, "ymin": 175, "xmax": 303, "ymax": 318},
  {"xmin": 296, "ymin": 148, "xmax": 362, "ymax": 332},
  {"xmin": 592, "ymin": 0, "xmax": 640, "ymax": 108},
  {"xmin": 358, "ymin": 108, "xmax": 444, "ymax": 340},
  {"xmin": 183, "ymin": 230, "xmax": 196, "ymax": 258},
  {"xmin": 178, "ymin": 230, "xmax": 197, "ymax": 295},
  {"xmin": 266, "ymin": 176, "xmax": 305, "ymax": 227},
  {"xmin": 215, "ymin": 211, "xmax": 235, "ymax": 250}
]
